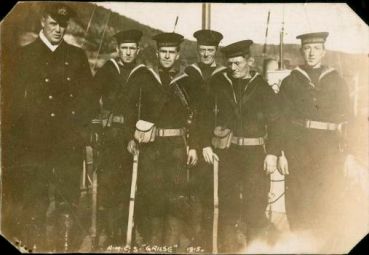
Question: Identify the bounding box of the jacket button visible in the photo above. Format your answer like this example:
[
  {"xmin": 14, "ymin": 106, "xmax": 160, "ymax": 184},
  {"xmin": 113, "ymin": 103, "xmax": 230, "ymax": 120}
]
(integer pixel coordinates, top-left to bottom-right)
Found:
[
  {"xmin": 50, "ymin": 113, "xmax": 55, "ymax": 117},
  {"xmin": 66, "ymin": 77, "xmax": 71, "ymax": 81},
  {"xmin": 45, "ymin": 78, "xmax": 50, "ymax": 83},
  {"xmin": 48, "ymin": 95, "xmax": 53, "ymax": 99},
  {"xmin": 71, "ymin": 111, "xmax": 75, "ymax": 115},
  {"xmin": 65, "ymin": 61, "xmax": 69, "ymax": 66},
  {"xmin": 69, "ymin": 94, "xmax": 74, "ymax": 98}
]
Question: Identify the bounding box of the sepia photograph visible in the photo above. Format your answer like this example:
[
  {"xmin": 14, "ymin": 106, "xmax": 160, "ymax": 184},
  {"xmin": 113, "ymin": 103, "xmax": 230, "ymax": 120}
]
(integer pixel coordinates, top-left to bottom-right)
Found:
[{"xmin": 0, "ymin": 1, "xmax": 368, "ymax": 253}]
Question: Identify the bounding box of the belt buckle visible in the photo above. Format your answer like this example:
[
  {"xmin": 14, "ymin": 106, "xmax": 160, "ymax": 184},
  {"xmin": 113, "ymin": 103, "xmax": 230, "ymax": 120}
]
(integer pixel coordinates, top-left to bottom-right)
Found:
[
  {"xmin": 116, "ymin": 116, "xmax": 124, "ymax": 124},
  {"xmin": 337, "ymin": 122, "xmax": 347, "ymax": 135},
  {"xmin": 258, "ymin": 137, "xmax": 263, "ymax": 145},
  {"xmin": 327, "ymin": 122, "xmax": 336, "ymax": 130},
  {"xmin": 305, "ymin": 120, "xmax": 311, "ymax": 128},
  {"xmin": 237, "ymin": 137, "xmax": 243, "ymax": 145},
  {"xmin": 157, "ymin": 129, "xmax": 163, "ymax": 136}
]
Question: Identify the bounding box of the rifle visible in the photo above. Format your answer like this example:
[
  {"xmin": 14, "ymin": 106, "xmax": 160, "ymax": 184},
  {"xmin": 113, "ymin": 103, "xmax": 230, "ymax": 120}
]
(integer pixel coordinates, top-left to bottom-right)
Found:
[
  {"xmin": 91, "ymin": 140, "xmax": 99, "ymax": 248},
  {"xmin": 126, "ymin": 152, "xmax": 139, "ymax": 249},
  {"xmin": 79, "ymin": 121, "xmax": 102, "ymax": 251},
  {"xmin": 212, "ymin": 153, "xmax": 219, "ymax": 254},
  {"xmin": 126, "ymin": 87, "xmax": 142, "ymax": 249}
]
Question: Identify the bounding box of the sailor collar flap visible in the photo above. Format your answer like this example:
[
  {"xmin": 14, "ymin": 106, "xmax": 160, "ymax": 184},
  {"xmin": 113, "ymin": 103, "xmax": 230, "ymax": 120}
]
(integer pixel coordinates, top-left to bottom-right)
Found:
[
  {"xmin": 219, "ymin": 72, "xmax": 261, "ymax": 105},
  {"xmin": 190, "ymin": 63, "xmax": 226, "ymax": 79},
  {"xmin": 147, "ymin": 67, "xmax": 187, "ymax": 87},
  {"xmin": 223, "ymin": 71, "xmax": 259, "ymax": 86},
  {"xmin": 294, "ymin": 66, "xmax": 336, "ymax": 88},
  {"xmin": 110, "ymin": 58, "xmax": 121, "ymax": 74},
  {"xmin": 128, "ymin": 64, "xmax": 146, "ymax": 80},
  {"xmin": 109, "ymin": 59, "xmax": 145, "ymax": 79}
]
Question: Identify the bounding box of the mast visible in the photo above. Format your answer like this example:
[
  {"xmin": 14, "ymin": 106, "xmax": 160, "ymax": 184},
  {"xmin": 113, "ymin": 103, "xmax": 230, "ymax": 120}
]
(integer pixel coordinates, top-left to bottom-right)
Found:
[
  {"xmin": 279, "ymin": 7, "xmax": 285, "ymax": 70},
  {"xmin": 202, "ymin": 3, "xmax": 211, "ymax": 29}
]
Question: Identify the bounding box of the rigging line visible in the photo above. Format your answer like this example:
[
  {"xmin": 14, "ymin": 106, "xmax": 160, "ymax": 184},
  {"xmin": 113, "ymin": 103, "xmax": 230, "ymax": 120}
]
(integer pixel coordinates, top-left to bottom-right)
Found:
[
  {"xmin": 334, "ymin": 4, "xmax": 344, "ymax": 76},
  {"xmin": 92, "ymin": 9, "xmax": 112, "ymax": 72},
  {"xmin": 173, "ymin": 16, "xmax": 179, "ymax": 33},
  {"xmin": 81, "ymin": 4, "xmax": 97, "ymax": 49},
  {"xmin": 303, "ymin": 2, "xmax": 312, "ymax": 32},
  {"xmin": 263, "ymin": 10, "xmax": 271, "ymax": 58}
]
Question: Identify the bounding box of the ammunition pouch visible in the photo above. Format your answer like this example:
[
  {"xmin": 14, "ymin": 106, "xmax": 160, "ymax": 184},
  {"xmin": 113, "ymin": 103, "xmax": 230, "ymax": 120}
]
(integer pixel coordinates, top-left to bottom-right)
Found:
[
  {"xmin": 134, "ymin": 120, "xmax": 156, "ymax": 143},
  {"xmin": 212, "ymin": 126, "xmax": 233, "ymax": 149}
]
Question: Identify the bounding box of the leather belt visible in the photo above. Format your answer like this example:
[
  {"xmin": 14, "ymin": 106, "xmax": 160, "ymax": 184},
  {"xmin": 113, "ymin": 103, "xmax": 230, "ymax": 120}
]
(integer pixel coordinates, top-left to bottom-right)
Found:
[
  {"xmin": 292, "ymin": 119, "xmax": 343, "ymax": 131},
  {"xmin": 231, "ymin": 136, "xmax": 265, "ymax": 146},
  {"xmin": 156, "ymin": 128, "xmax": 185, "ymax": 137},
  {"xmin": 91, "ymin": 115, "xmax": 124, "ymax": 127}
]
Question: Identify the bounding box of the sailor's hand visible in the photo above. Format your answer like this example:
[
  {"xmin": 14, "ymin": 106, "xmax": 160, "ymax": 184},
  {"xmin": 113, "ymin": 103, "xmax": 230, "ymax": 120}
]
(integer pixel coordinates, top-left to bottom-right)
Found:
[
  {"xmin": 264, "ymin": 154, "xmax": 278, "ymax": 174},
  {"xmin": 277, "ymin": 151, "xmax": 289, "ymax": 175},
  {"xmin": 89, "ymin": 131, "xmax": 100, "ymax": 147},
  {"xmin": 187, "ymin": 149, "xmax": 198, "ymax": 166},
  {"xmin": 127, "ymin": 140, "xmax": 138, "ymax": 155},
  {"xmin": 202, "ymin": 146, "xmax": 214, "ymax": 164}
]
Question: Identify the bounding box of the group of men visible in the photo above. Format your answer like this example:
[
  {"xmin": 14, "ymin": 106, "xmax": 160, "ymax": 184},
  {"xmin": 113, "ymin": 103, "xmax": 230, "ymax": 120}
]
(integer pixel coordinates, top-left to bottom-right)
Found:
[{"xmin": 7, "ymin": 3, "xmax": 355, "ymax": 253}]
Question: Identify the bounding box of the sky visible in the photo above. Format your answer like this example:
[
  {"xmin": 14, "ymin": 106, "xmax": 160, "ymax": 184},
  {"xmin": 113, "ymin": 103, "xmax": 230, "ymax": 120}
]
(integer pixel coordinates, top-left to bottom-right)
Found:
[{"xmin": 95, "ymin": 2, "xmax": 368, "ymax": 54}]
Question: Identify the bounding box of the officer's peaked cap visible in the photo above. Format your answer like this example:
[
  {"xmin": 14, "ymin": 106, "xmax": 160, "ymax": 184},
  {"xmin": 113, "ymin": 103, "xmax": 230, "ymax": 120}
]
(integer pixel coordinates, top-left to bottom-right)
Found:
[
  {"xmin": 43, "ymin": 3, "xmax": 75, "ymax": 27},
  {"xmin": 193, "ymin": 29, "xmax": 223, "ymax": 46},
  {"xmin": 221, "ymin": 40, "xmax": 253, "ymax": 58}
]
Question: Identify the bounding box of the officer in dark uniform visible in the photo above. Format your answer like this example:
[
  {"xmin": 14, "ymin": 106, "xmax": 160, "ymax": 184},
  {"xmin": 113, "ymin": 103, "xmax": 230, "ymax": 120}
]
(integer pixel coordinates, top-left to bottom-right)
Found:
[
  {"xmin": 207, "ymin": 40, "xmax": 283, "ymax": 252},
  {"xmin": 93, "ymin": 29, "xmax": 145, "ymax": 247},
  {"xmin": 278, "ymin": 32, "xmax": 353, "ymax": 242},
  {"xmin": 126, "ymin": 32, "xmax": 199, "ymax": 250},
  {"xmin": 183, "ymin": 29, "xmax": 226, "ymax": 250},
  {"xmin": 14, "ymin": 3, "xmax": 96, "ymax": 251}
]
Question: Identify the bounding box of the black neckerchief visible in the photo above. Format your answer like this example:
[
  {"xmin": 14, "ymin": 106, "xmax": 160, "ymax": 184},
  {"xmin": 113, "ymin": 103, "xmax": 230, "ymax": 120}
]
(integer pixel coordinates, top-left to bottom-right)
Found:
[
  {"xmin": 159, "ymin": 67, "xmax": 178, "ymax": 88},
  {"xmin": 301, "ymin": 65, "xmax": 323, "ymax": 87},
  {"xmin": 198, "ymin": 62, "xmax": 216, "ymax": 81}
]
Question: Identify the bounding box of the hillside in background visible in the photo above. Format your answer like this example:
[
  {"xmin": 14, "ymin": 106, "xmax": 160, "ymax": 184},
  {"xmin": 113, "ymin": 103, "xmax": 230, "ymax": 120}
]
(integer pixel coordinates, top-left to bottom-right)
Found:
[{"xmin": 1, "ymin": 1, "xmax": 367, "ymax": 115}]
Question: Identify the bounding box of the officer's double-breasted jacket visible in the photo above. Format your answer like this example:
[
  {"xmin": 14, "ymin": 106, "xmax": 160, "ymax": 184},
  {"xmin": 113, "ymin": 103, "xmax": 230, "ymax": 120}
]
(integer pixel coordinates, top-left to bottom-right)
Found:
[{"xmin": 16, "ymin": 38, "xmax": 96, "ymax": 159}]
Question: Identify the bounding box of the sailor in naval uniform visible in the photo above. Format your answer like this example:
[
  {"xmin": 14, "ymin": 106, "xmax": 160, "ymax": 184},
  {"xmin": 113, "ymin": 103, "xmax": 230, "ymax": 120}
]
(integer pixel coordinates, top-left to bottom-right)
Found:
[
  {"xmin": 183, "ymin": 29, "xmax": 226, "ymax": 250},
  {"xmin": 278, "ymin": 32, "xmax": 354, "ymax": 245},
  {"xmin": 207, "ymin": 40, "xmax": 283, "ymax": 252},
  {"xmin": 93, "ymin": 29, "xmax": 146, "ymax": 247},
  {"xmin": 126, "ymin": 32, "xmax": 199, "ymax": 250}
]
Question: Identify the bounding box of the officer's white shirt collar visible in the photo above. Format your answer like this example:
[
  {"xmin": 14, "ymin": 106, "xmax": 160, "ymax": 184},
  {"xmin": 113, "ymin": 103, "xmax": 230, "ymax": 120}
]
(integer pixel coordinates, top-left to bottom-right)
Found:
[{"xmin": 39, "ymin": 30, "xmax": 62, "ymax": 52}]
